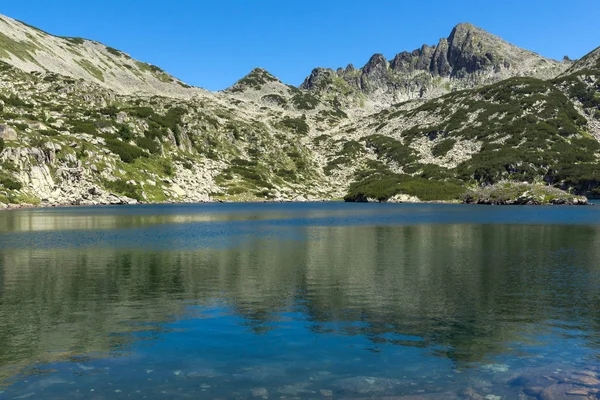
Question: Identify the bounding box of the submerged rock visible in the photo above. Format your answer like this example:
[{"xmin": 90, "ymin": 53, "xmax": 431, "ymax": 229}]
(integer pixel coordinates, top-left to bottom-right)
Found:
[
  {"xmin": 333, "ymin": 376, "xmax": 407, "ymax": 394},
  {"xmin": 250, "ymin": 387, "xmax": 269, "ymax": 399},
  {"xmin": 540, "ymin": 383, "xmax": 596, "ymax": 399}
]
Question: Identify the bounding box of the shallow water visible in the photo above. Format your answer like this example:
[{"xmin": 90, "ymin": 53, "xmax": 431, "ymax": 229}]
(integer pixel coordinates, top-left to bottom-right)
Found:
[{"xmin": 1, "ymin": 203, "xmax": 600, "ymax": 399}]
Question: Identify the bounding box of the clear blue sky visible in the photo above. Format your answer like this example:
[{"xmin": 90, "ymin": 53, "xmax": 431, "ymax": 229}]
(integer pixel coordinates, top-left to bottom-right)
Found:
[{"xmin": 1, "ymin": 1, "xmax": 599, "ymax": 91}]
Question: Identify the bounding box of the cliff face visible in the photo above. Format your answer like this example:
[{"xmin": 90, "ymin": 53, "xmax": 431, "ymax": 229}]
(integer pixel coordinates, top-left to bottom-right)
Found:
[{"xmin": 0, "ymin": 14, "xmax": 598, "ymax": 208}]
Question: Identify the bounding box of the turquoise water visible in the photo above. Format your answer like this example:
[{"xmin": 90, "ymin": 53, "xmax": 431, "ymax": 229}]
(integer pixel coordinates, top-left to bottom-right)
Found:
[{"xmin": 1, "ymin": 203, "xmax": 600, "ymax": 399}]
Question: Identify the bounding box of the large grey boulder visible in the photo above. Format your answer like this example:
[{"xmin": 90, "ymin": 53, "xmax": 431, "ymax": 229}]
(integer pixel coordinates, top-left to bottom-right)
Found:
[{"xmin": 0, "ymin": 124, "xmax": 17, "ymax": 141}]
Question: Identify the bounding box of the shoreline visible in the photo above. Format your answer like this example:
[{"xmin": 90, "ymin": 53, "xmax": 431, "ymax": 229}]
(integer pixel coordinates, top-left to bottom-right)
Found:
[{"xmin": 0, "ymin": 198, "xmax": 593, "ymax": 212}]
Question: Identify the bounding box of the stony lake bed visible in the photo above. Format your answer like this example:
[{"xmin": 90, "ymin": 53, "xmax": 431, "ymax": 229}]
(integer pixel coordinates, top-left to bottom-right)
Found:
[{"xmin": 1, "ymin": 203, "xmax": 600, "ymax": 399}]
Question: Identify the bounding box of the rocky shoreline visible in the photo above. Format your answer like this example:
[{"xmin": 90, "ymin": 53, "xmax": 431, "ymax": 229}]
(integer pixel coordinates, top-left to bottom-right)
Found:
[
  {"xmin": 462, "ymin": 182, "xmax": 589, "ymax": 206},
  {"xmin": 0, "ymin": 194, "xmax": 592, "ymax": 212}
]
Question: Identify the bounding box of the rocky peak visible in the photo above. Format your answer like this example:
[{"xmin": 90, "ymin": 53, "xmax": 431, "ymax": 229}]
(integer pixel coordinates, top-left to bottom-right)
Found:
[
  {"xmin": 301, "ymin": 22, "xmax": 570, "ymax": 107},
  {"xmin": 226, "ymin": 68, "xmax": 282, "ymax": 92},
  {"xmin": 363, "ymin": 54, "xmax": 388, "ymax": 74},
  {"xmin": 447, "ymin": 22, "xmax": 511, "ymax": 75},
  {"xmin": 300, "ymin": 67, "xmax": 338, "ymax": 92}
]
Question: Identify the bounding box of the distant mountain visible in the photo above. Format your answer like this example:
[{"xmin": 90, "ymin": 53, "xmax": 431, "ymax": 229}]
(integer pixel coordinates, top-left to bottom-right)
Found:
[
  {"xmin": 301, "ymin": 23, "xmax": 570, "ymax": 108},
  {"xmin": 0, "ymin": 14, "xmax": 598, "ymax": 208}
]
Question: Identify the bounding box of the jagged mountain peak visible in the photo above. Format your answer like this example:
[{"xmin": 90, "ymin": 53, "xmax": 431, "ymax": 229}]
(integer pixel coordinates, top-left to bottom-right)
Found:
[
  {"xmin": 300, "ymin": 23, "xmax": 570, "ymax": 108},
  {"xmin": 0, "ymin": 13, "xmax": 198, "ymax": 97}
]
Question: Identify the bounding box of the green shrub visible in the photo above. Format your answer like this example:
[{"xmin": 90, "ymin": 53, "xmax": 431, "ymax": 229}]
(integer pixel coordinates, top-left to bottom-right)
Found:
[
  {"xmin": 105, "ymin": 138, "xmax": 148, "ymax": 163},
  {"xmin": 364, "ymin": 135, "xmax": 416, "ymax": 164},
  {"xmin": 99, "ymin": 105, "xmax": 119, "ymax": 117},
  {"xmin": 291, "ymin": 93, "xmax": 319, "ymax": 110},
  {"xmin": 432, "ymin": 138, "xmax": 456, "ymax": 157},
  {"xmin": 118, "ymin": 125, "xmax": 134, "ymax": 141},
  {"xmin": 128, "ymin": 106, "xmax": 154, "ymax": 119},
  {"xmin": 0, "ymin": 176, "xmax": 22, "ymax": 190},
  {"xmin": 102, "ymin": 178, "xmax": 142, "ymax": 201},
  {"xmin": 278, "ymin": 116, "xmax": 309, "ymax": 135},
  {"xmin": 0, "ymin": 137, "xmax": 4, "ymax": 153},
  {"xmin": 135, "ymin": 137, "xmax": 161, "ymax": 154},
  {"xmin": 69, "ymin": 119, "xmax": 98, "ymax": 135},
  {"xmin": 0, "ymin": 94, "xmax": 33, "ymax": 109},
  {"xmin": 345, "ymin": 169, "xmax": 464, "ymax": 202},
  {"xmin": 261, "ymin": 94, "xmax": 287, "ymax": 106},
  {"xmin": 324, "ymin": 157, "xmax": 351, "ymax": 175}
]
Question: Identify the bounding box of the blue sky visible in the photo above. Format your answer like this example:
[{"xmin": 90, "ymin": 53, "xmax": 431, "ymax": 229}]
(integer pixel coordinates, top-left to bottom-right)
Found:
[{"xmin": 1, "ymin": 1, "xmax": 599, "ymax": 91}]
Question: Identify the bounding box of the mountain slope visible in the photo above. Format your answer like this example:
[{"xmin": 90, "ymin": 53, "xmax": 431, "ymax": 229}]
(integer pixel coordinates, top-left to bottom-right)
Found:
[
  {"xmin": 0, "ymin": 14, "xmax": 598, "ymax": 207},
  {"xmin": 301, "ymin": 23, "xmax": 570, "ymax": 109},
  {"xmin": 0, "ymin": 15, "xmax": 199, "ymax": 97}
]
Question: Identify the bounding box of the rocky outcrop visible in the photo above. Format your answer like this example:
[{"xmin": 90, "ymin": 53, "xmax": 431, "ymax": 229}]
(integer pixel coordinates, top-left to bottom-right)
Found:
[{"xmin": 462, "ymin": 183, "xmax": 589, "ymax": 206}]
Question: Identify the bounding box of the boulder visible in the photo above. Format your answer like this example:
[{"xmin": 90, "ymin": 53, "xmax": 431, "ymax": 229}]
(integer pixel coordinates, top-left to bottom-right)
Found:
[{"xmin": 0, "ymin": 124, "xmax": 17, "ymax": 141}]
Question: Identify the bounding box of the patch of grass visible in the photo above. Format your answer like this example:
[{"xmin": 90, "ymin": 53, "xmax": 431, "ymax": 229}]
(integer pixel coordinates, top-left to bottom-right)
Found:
[
  {"xmin": 75, "ymin": 59, "xmax": 105, "ymax": 82},
  {"xmin": 0, "ymin": 32, "xmax": 39, "ymax": 63}
]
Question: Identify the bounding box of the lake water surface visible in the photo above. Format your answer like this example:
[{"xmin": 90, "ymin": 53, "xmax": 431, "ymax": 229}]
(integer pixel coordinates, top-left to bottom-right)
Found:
[{"xmin": 1, "ymin": 203, "xmax": 600, "ymax": 399}]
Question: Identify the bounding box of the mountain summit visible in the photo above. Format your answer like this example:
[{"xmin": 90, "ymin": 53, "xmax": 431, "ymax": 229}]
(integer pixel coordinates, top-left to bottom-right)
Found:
[{"xmin": 301, "ymin": 23, "xmax": 570, "ymax": 107}]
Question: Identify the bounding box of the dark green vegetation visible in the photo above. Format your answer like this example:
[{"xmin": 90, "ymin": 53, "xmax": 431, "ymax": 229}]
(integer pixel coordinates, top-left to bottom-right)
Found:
[
  {"xmin": 345, "ymin": 162, "xmax": 464, "ymax": 202},
  {"xmin": 291, "ymin": 92, "xmax": 320, "ymax": 110},
  {"xmin": 277, "ymin": 116, "xmax": 309, "ymax": 135},
  {"xmin": 344, "ymin": 68, "xmax": 600, "ymax": 200}
]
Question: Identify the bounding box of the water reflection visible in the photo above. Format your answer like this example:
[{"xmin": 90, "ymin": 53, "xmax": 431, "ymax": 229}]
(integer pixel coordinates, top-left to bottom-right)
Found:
[{"xmin": 1, "ymin": 205, "xmax": 600, "ymax": 398}]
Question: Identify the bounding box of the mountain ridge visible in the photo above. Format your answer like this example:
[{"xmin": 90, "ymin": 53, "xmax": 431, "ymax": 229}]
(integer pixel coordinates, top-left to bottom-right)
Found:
[
  {"xmin": 300, "ymin": 22, "xmax": 571, "ymax": 109},
  {"xmin": 0, "ymin": 14, "xmax": 598, "ymax": 208},
  {"xmin": 0, "ymin": 14, "xmax": 202, "ymax": 97}
]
